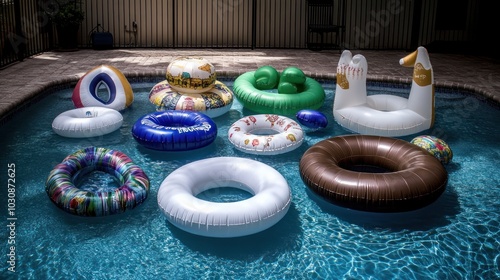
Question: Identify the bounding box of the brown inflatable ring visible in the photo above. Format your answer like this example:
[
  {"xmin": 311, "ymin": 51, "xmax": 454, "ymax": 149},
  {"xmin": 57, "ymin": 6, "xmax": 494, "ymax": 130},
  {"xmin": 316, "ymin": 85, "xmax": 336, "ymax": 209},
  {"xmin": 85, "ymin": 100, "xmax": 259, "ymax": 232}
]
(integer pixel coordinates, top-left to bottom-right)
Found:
[{"xmin": 299, "ymin": 135, "xmax": 448, "ymax": 212}]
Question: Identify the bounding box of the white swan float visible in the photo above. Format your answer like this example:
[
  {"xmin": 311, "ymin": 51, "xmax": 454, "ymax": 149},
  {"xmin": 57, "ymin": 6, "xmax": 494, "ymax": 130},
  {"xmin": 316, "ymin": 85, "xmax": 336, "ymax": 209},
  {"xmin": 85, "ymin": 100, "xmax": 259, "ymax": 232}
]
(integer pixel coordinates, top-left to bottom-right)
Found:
[{"xmin": 333, "ymin": 46, "xmax": 435, "ymax": 136}]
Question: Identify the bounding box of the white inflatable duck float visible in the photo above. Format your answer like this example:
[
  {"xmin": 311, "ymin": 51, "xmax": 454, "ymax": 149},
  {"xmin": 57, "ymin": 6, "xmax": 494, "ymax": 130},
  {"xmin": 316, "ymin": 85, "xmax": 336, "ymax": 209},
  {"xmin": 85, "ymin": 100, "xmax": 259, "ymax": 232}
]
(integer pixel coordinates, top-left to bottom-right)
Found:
[{"xmin": 333, "ymin": 46, "xmax": 435, "ymax": 136}]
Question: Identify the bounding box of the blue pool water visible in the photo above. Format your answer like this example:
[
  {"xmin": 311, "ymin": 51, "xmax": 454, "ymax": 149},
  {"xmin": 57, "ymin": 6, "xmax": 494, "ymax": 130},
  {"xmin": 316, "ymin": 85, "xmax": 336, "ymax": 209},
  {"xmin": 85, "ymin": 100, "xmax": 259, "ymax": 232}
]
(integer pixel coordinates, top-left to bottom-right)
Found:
[{"xmin": 1, "ymin": 79, "xmax": 499, "ymax": 279}]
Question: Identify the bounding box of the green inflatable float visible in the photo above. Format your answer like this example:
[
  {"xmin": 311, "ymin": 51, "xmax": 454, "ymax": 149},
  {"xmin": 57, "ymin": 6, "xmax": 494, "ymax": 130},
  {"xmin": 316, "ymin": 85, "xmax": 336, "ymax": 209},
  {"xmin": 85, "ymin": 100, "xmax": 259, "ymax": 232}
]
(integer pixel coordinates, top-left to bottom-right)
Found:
[{"xmin": 233, "ymin": 66, "xmax": 325, "ymax": 115}]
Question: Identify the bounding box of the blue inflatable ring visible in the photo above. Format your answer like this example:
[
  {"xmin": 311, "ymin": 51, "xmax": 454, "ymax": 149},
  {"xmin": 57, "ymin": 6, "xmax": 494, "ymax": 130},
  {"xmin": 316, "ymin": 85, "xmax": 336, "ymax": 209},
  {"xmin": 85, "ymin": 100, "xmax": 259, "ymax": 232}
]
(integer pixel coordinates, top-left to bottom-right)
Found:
[{"xmin": 132, "ymin": 110, "xmax": 217, "ymax": 151}]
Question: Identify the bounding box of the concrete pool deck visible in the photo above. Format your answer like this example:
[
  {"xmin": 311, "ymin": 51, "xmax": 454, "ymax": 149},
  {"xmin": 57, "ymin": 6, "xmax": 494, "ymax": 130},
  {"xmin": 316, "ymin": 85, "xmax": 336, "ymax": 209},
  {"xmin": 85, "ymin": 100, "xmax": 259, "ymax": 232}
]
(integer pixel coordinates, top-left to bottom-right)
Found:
[{"xmin": 0, "ymin": 48, "xmax": 499, "ymax": 123}]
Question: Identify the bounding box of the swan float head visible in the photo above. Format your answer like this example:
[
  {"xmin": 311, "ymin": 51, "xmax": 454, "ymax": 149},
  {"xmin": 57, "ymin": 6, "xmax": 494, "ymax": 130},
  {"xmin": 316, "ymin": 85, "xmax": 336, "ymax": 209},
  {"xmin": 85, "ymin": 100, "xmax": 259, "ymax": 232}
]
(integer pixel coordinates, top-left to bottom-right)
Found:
[
  {"xmin": 334, "ymin": 50, "xmax": 368, "ymax": 110},
  {"xmin": 400, "ymin": 46, "xmax": 435, "ymax": 126},
  {"xmin": 400, "ymin": 46, "xmax": 433, "ymax": 87}
]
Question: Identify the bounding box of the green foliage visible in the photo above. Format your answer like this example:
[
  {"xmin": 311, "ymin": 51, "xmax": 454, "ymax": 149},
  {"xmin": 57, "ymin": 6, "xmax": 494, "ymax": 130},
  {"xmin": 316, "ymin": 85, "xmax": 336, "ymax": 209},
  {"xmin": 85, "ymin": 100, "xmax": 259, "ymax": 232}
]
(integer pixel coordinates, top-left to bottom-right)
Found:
[{"xmin": 50, "ymin": 0, "xmax": 84, "ymax": 26}]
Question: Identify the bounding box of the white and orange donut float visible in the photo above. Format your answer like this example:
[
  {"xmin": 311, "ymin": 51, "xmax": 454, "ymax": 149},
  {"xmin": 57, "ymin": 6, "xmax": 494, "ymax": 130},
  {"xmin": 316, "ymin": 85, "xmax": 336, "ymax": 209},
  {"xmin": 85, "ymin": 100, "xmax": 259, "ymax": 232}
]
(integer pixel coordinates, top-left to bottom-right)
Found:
[{"xmin": 73, "ymin": 65, "xmax": 133, "ymax": 111}]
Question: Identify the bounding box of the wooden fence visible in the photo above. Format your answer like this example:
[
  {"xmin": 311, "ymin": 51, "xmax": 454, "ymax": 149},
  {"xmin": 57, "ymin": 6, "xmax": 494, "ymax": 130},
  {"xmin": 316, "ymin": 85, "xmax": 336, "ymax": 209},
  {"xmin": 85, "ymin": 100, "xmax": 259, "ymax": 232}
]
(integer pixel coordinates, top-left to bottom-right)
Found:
[{"xmin": 1, "ymin": 0, "xmax": 487, "ymax": 68}]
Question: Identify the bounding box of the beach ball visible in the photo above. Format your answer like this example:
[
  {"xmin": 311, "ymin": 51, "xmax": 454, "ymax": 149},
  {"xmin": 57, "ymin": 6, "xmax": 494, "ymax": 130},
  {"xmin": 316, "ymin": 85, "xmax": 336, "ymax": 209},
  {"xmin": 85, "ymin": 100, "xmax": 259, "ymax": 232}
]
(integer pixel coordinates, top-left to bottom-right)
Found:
[
  {"xmin": 296, "ymin": 109, "xmax": 328, "ymax": 129},
  {"xmin": 411, "ymin": 135, "xmax": 453, "ymax": 164},
  {"xmin": 166, "ymin": 57, "xmax": 216, "ymax": 94}
]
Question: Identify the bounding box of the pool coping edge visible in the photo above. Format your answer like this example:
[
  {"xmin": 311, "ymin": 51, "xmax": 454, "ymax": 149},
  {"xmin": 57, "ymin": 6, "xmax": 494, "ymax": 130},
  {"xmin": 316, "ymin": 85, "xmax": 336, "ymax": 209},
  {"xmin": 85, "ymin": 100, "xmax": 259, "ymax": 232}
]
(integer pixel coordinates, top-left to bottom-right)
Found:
[{"xmin": 1, "ymin": 70, "xmax": 498, "ymax": 126}]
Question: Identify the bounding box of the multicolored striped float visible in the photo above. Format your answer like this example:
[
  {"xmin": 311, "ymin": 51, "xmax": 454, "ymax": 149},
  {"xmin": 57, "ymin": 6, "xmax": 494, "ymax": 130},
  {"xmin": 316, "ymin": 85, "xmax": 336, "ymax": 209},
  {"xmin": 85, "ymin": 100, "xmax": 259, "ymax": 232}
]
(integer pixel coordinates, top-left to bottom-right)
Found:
[{"xmin": 45, "ymin": 147, "xmax": 150, "ymax": 216}]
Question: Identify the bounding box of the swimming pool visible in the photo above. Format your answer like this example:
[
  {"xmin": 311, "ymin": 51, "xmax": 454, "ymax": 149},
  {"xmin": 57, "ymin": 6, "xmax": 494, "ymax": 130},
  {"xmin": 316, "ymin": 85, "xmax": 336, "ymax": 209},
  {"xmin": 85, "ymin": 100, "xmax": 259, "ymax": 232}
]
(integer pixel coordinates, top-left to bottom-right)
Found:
[{"xmin": 1, "ymin": 79, "xmax": 499, "ymax": 279}]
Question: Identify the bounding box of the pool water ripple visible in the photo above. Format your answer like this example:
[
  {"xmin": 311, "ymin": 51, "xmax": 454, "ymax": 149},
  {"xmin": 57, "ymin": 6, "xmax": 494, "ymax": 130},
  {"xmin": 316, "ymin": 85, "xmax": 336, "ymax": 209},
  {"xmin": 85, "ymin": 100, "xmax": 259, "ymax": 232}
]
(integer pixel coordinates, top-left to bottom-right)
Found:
[{"xmin": 0, "ymin": 81, "xmax": 499, "ymax": 279}]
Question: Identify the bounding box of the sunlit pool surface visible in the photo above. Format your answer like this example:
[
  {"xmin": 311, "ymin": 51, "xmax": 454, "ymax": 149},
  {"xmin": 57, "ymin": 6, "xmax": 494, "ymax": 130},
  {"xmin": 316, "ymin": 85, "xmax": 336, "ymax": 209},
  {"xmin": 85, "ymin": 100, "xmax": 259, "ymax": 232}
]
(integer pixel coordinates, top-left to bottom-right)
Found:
[{"xmin": 1, "ymin": 79, "xmax": 499, "ymax": 279}]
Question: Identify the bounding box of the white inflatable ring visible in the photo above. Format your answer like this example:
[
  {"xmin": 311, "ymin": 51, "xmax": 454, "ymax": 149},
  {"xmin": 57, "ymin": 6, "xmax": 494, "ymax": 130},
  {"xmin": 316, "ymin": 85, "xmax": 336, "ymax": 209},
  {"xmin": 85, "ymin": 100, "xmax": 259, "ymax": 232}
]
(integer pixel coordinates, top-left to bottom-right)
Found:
[
  {"xmin": 228, "ymin": 114, "xmax": 304, "ymax": 155},
  {"xmin": 52, "ymin": 107, "xmax": 123, "ymax": 138},
  {"xmin": 73, "ymin": 65, "xmax": 134, "ymax": 111},
  {"xmin": 157, "ymin": 157, "xmax": 291, "ymax": 238}
]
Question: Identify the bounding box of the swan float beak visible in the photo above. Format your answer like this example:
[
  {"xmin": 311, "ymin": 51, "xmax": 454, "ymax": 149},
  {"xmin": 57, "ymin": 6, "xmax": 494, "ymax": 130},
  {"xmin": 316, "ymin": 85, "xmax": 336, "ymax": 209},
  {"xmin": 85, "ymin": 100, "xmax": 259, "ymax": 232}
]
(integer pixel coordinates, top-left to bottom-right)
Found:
[{"xmin": 399, "ymin": 49, "xmax": 418, "ymax": 67}]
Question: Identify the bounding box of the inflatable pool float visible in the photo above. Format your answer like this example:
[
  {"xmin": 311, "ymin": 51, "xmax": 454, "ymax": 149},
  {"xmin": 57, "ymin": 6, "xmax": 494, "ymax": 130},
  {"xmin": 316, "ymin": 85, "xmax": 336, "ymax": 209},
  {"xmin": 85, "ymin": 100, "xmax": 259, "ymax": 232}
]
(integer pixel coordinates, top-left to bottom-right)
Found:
[
  {"xmin": 157, "ymin": 157, "xmax": 291, "ymax": 237},
  {"xmin": 45, "ymin": 147, "xmax": 150, "ymax": 216},
  {"xmin": 299, "ymin": 135, "xmax": 448, "ymax": 212},
  {"xmin": 149, "ymin": 80, "xmax": 233, "ymax": 118},
  {"xmin": 233, "ymin": 66, "xmax": 325, "ymax": 115},
  {"xmin": 296, "ymin": 109, "xmax": 328, "ymax": 129},
  {"xmin": 228, "ymin": 114, "xmax": 304, "ymax": 155},
  {"xmin": 52, "ymin": 107, "xmax": 123, "ymax": 138},
  {"xmin": 131, "ymin": 110, "xmax": 217, "ymax": 151},
  {"xmin": 166, "ymin": 57, "xmax": 216, "ymax": 94},
  {"xmin": 150, "ymin": 57, "xmax": 234, "ymax": 117},
  {"xmin": 333, "ymin": 46, "xmax": 435, "ymax": 136},
  {"xmin": 73, "ymin": 65, "xmax": 133, "ymax": 111},
  {"xmin": 411, "ymin": 135, "xmax": 453, "ymax": 164}
]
